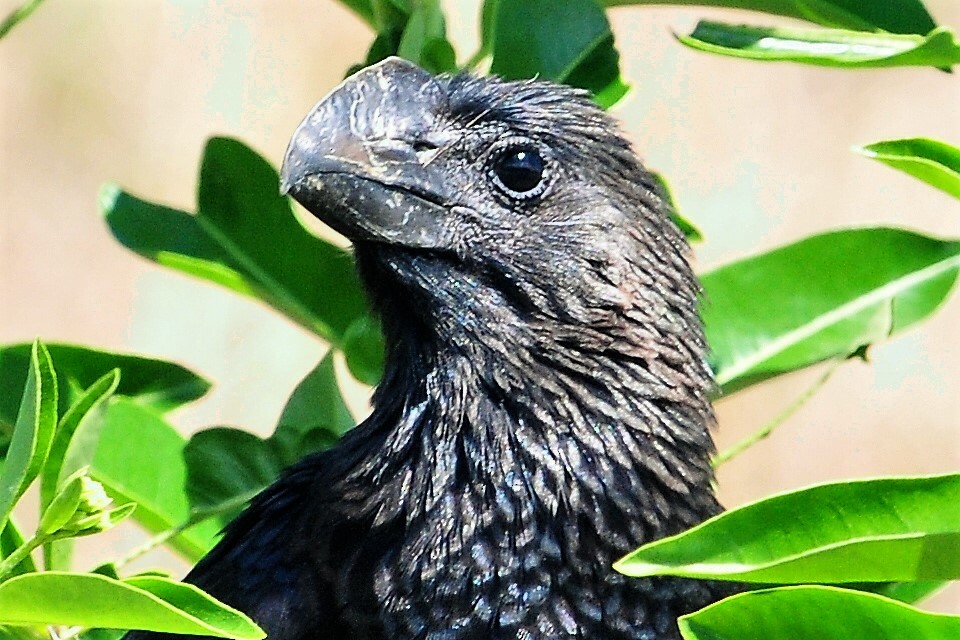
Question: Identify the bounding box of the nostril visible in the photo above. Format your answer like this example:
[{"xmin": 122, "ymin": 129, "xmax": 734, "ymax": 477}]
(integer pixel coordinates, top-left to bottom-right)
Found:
[{"xmin": 411, "ymin": 140, "xmax": 438, "ymax": 153}]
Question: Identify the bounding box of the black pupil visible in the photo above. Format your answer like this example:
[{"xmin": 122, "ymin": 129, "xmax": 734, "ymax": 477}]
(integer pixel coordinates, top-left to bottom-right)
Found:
[{"xmin": 495, "ymin": 148, "xmax": 544, "ymax": 194}]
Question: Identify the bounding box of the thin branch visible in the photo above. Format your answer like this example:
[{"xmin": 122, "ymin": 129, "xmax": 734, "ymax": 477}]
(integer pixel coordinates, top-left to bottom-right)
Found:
[
  {"xmin": 0, "ymin": 0, "xmax": 48, "ymax": 40},
  {"xmin": 113, "ymin": 490, "xmax": 258, "ymax": 570},
  {"xmin": 712, "ymin": 360, "xmax": 841, "ymax": 468}
]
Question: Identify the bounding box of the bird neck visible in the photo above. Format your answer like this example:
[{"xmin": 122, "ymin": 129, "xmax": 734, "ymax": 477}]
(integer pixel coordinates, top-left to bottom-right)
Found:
[{"xmin": 361, "ymin": 270, "xmax": 721, "ymax": 542}]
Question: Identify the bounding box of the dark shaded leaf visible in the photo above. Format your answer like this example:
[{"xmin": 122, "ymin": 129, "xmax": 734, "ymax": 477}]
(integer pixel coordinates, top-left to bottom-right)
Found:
[
  {"xmin": 101, "ymin": 138, "xmax": 369, "ymax": 344},
  {"xmin": 0, "ymin": 343, "xmax": 209, "ymax": 433},
  {"xmin": 488, "ymin": 0, "xmax": 629, "ymax": 107},
  {"xmin": 183, "ymin": 428, "xmax": 282, "ymax": 526},
  {"xmin": 274, "ymin": 353, "xmax": 355, "ymax": 456},
  {"xmin": 602, "ymin": 0, "xmax": 936, "ymax": 36}
]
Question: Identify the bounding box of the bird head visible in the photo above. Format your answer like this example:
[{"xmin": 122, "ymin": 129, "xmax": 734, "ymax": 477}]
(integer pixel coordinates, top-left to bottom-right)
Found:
[{"xmin": 281, "ymin": 57, "xmax": 704, "ymax": 372}]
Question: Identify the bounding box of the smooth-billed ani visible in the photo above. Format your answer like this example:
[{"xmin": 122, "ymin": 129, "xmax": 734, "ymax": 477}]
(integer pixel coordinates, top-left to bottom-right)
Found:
[{"xmin": 130, "ymin": 57, "xmax": 729, "ymax": 640}]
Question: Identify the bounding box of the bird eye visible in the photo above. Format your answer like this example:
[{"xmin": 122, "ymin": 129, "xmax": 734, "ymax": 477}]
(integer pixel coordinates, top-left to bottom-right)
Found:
[{"xmin": 491, "ymin": 146, "xmax": 547, "ymax": 198}]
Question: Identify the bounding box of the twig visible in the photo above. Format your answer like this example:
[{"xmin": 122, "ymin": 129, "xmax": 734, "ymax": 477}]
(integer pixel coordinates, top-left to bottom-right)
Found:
[
  {"xmin": 113, "ymin": 491, "xmax": 258, "ymax": 570},
  {"xmin": 0, "ymin": 0, "xmax": 47, "ymax": 40},
  {"xmin": 712, "ymin": 361, "xmax": 841, "ymax": 468}
]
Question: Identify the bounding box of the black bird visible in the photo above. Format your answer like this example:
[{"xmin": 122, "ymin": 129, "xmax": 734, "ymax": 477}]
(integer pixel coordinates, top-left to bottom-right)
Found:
[{"xmin": 134, "ymin": 57, "xmax": 728, "ymax": 640}]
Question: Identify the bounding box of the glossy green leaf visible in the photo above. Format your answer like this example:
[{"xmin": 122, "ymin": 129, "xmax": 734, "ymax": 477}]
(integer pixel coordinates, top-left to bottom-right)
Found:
[
  {"xmin": 678, "ymin": 585, "xmax": 960, "ymax": 640},
  {"xmin": 0, "ymin": 341, "xmax": 57, "ymax": 531},
  {"xmin": 603, "ymin": 0, "xmax": 936, "ymax": 35},
  {"xmin": 616, "ymin": 474, "xmax": 960, "ymax": 584},
  {"xmin": 678, "ymin": 22, "xmax": 960, "ymax": 69},
  {"xmin": 183, "ymin": 428, "xmax": 282, "ymax": 527},
  {"xmin": 395, "ymin": 0, "xmax": 457, "ymax": 73},
  {"xmin": 184, "ymin": 353, "xmax": 355, "ymax": 522},
  {"xmin": 274, "ymin": 353, "xmax": 355, "ymax": 454},
  {"xmin": 871, "ymin": 580, "xmax": 947, "ymax": 605},
  {"xmin": 41, "ymin": 371, "xmax": 119, "ymax": 570},
  {"xmin": 342, "ymin": 317, "xmax": 386, "ymax": 386},
  {"xmin": 0, "ymin": 343, "xmax": 209, "ymax": 436},
  {"xmin": 702, "ymin": 227, "xmax": 960, "ymax": 393},
  {"xmin": 101, "ymin": 137, "xmax": 369, "ymax": 344},
  {"xmin": 857, "ymin": 138, "xmax": 960, "ymax": 201},
  {"xmin": 487, "ymin": 0, "xmax": 629, "ymax": 108},
  {"xmin": 91, "ymin": 399, "xmax": 222, "ymax": 560},
  {"xmin": 0, "ymin": 572, "xmax": 263, "ymax": 638}
]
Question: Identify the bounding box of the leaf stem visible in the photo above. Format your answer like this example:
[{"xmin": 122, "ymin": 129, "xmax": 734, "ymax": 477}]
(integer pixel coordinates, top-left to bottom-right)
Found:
[
  {"xmin": 114, "ymin": 490, "xmax": 258, "ymax": 570},
  {"xmin": 0, "ymin": 532, "xmax": 50, "ymax": 581},
  {"xmin": 713, "ymin": 361, "xmax": 841, "ymax": 467},
  {"xmin": 0, "ymin": 0, "xmax": 47, "ymax": 40}
]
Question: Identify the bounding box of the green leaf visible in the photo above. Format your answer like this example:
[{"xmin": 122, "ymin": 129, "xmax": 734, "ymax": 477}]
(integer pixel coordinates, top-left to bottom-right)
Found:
[
  {"xmin": 183, "ymin": 428, "xmax": 282, "ymax": 526},
  {"xmin": 101, "ymin": 137, "xmax": 369, "ymax": 344},
  {"xmin": 41, "ymin": 370, "xmax": 120, "ymax": 512},
  {"xmin": 0, "ymin": 572, "xmax": 263, "ymax": 638},
  {"xmin": 40, "ymin": 369, "xmax": 120, "ymax": 570},
  {"xmin": 90, "ymin": 399, "xmax": 222, "ymax": 560},
  {"xmin": 342, "ymin": 317, "xmax": 386, "ymax": 386},
  {"xmin": 702, "ymin": 227, "xmax": 960, "ymax": 394},
  {"xmin": 0, "ymin": 343, "xmax": 209, "ymax": 436},
  {"xmin": 871, "ymin": 580, "xmax": 946, "ymax": 605},
  {"xmin": 335, "ymin": 0, "xmax": 376, "ymax": 28},
  {"xmin": 678, "ymin": 22, "xmax": 960, "ymax": 70},
  {"xmin": 183, "ymin": 353, "xmax": 356, "ymax": 522},
  {"xmin": 857, "ymin": 138, "xmax": 960, "ymax": 201},
  {"xmin": 616, "ymin": 474, "xmax": 960, "ymax": 584},
  {"xmin": 274, "ymin": 353, "xmax": 355, "ymax": 457},
  {"xmin": 488, "ymin": 0, "xmax": 629, "ymax": 108},
  {"xmin": 0, "ymin": 341, "xmax": 57, "ymax": 531},
  {"xmin": 395, "ymin": 0, "xmax": 457, "ymax": 73},
  {"xmin": 603, "ymin": 0, "xmax": 936, "ymax": 35},
  {"xmin": 678, "ymin": 585, "xmax": 960, "ymax": 640}
]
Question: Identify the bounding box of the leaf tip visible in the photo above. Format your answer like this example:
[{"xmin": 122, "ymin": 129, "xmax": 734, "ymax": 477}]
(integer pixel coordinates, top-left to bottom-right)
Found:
[{"xmin": 98, "ymin": 182, "xmax": 123, "ymax": 216}]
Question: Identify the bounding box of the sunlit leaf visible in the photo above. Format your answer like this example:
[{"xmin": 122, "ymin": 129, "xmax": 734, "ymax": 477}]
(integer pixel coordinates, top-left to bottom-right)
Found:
[
  {"xmin": 0, "ymin": 341, "xmax": 57, "ymax": 531},
  {"xmin": 678, "ymin": 22, "xmax": 960, "ymax": 70},
  {"xmin": 678, "ymin": 585, "xmax": 960, "ymax": 640},
  {"xmin": 703, "ymin": 227, "xmax": 960, "ymax": 394},
  {"xmin": 91, "ymin": 399, "xmax": 222, "ymax": 560},
  {"xmin": 616, "ymin": 474, "xmax": 960, "ymax": 584},
  {"xmin": 0, "ymin": 572, "xmax": 263, "ymax": 639},
  {"xmin": 857, "ymin": 138, "xmax": 960, "ymax": 200}
]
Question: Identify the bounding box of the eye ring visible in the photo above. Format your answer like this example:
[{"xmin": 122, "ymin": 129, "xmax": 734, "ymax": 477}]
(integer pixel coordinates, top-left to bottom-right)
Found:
[{"xmin": 488, "ymin": 139, "xmax": 552, "ymax": 201}]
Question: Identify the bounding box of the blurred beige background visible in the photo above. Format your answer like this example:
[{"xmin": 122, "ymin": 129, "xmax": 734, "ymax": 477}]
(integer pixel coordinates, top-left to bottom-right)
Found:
[{"xmin": 2, "ymin": 0, "xmax": 959, "ymax": 611}]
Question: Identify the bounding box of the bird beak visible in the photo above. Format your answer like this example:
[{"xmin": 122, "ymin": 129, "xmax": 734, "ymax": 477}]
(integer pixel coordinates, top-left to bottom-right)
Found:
[{"xmin": 280, "ymin": 57, "xmax": 456, "ymax": 250}]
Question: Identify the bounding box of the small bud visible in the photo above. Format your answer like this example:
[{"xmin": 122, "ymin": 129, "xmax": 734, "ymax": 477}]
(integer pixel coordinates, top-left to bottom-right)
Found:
[
  {"xmin": 38, "ymin": 469, "xmax": 135, "ymax": 538},
  {"xmin": 37, "ymin": 472, "xmax": 84, "ymax": 535}
]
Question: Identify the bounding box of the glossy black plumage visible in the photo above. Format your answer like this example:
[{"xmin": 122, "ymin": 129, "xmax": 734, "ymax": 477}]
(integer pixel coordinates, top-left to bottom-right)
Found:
[{"xmin": 130, "ymin": 57, "xmax": 729, "ymax": 640}]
